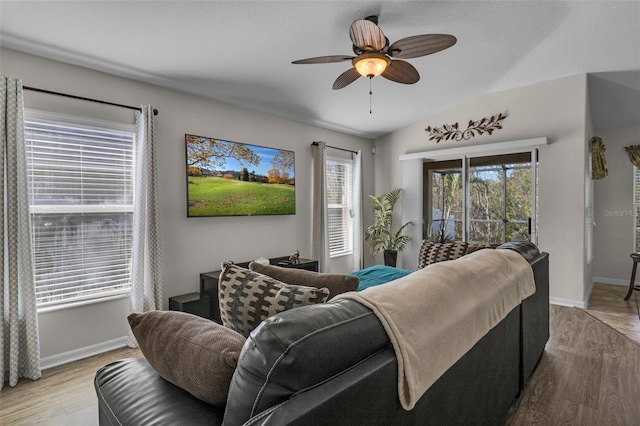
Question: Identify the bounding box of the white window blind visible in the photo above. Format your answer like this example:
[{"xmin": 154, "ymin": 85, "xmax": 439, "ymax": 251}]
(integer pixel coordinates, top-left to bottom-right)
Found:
[
  {"xmin": 326, "ymin": 158, "xmax": 353, "ymax": 257},
  {"xmin": 24, "ymin": 111, "xmax": 135, "ymax": 307}
]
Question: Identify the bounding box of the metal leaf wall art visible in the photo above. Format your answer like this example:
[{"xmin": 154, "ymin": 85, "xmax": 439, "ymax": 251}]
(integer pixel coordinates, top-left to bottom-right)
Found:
[{"xmin": 425, "ymin": 112, "xmax": 508, "ymax": 143}]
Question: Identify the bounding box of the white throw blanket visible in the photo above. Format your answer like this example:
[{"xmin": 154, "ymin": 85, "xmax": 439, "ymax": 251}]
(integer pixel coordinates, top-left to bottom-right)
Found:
[{"xmin": 335, "ymin": 248, "xmax": 535, "ymax": 410}]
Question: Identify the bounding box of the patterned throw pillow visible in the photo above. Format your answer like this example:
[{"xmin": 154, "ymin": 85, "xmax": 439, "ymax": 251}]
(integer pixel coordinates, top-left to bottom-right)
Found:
[
  {"xmin": 417, "ymin": 242, "xmax": 469, "ymax": 269},
  {"xmin": 218, "ymin": 263, "xmax": 330, "ymax": 337}
]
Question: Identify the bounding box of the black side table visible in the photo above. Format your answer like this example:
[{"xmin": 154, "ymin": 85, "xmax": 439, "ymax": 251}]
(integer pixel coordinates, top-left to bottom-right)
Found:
[{"xmin": 169, "ymin": 293, "xmax": 211, "ymax": 320}]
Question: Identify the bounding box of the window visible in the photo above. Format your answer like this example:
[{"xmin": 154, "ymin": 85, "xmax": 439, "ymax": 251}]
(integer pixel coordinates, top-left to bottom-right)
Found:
[
  {"xmin": 326, "ymin": 158, "xmax": 353, "ymax": 257},
  {"xmin": 426, "ymin": 159, "xmax": 463, "ymax": 240},
  {"xmin": 634, "ymin": 167, "xmax": 640, "ymax": 251},
  {"xmin": 468, "ymin": 157, "xmax": 534, "ymax": 244},
  {"xmin": 425, "ymin": 151, "xmax": 538, "ymax": 245},
  {"xmin": 24, "ymin": 110, "xmax": 135, "ymax": 307}
]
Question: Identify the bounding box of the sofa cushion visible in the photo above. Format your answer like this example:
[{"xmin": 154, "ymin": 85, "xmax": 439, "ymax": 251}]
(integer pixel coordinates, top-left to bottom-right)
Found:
[
  {"xmin": 127, "ymin": 310, "xmax": 246, "ymax": 407},
  {"xmin": 417, "ymin": 242, "xmax": 469, "ymax": 269},
  {"xmin": 95, "ymin": 357, "xmax": 226, "ymax": 426},
  {"xmin": 223, "ymin": 298, "xmax": 389, "ymax": 426},
  {"xmin": 219, "ymin": 263, "xmax": 329, "ymax": 337},
  {"xmin": 248, "ymin": 262, "xmax": 359, "ymax": 299}
]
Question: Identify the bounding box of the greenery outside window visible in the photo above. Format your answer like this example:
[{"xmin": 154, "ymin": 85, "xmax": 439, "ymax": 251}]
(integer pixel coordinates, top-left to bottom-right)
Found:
[
  {"xmin": 326, "ymin": 157, "xmax": 353, "ymax": 257},
  {"xmin": 425, "ymin": 152, "xmax": 537, "ymax": 245},
  {"xmin": 24, "ymin": 110, "xmax": 135, "ymax": 307}
]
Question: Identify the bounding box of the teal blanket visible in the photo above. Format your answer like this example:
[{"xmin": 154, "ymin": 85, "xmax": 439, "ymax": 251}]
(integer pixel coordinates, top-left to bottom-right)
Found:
[{"xmin": 351, "ymin": 265, "xmax": 414, "ymax": 291}]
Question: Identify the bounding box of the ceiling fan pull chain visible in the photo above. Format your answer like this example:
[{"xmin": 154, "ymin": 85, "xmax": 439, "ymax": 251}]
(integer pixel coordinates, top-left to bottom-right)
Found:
[{"xmin": 369, "ymin": 76, "xmax": 373, "ymax": 114}]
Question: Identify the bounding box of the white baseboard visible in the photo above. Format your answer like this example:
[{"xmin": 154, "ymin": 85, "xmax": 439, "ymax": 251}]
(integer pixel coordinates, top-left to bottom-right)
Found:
[
  {"xmin": 550, "ymin": 297, "xmax": 586, "ymax": 309},
  {"xmin": 552, "ymin": 277, "xmax": 632, "ymax": 310},
  {"xmin": 41, "ymin": 336, "xmax": 128, "ymax": 370},
  {"xmin": 592, "ymin": 276, "xmax": 633, "ymax": 287},
  {"xmin": 584, "ymin": 279, "xmax": 595, "ymax": 309}
]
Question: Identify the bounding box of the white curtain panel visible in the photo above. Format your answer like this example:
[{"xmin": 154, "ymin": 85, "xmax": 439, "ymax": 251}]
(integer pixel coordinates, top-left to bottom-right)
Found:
[
  {"xmin": 312, "ymin": 141, "xmax": 330, "ymax": 273},
  {"xmin": 1, "ymin": 76, "xmax": 41, "ymax": 390},
  {"xmin": 128, "ymin": 105, "xmax": 163, "ymax": 348},
  {"xmin": 351, "ymin": 150, "xmax": 364, "ymax": 271}
]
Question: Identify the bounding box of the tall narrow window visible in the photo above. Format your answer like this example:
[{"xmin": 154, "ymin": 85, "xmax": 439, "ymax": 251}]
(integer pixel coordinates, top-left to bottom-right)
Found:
[
  {"xmin": 424, "ymin": 159, "xmax": 463, "ymax": 240},
  {"xmin": 634, "ymin": 167, "xmax": 640, "ymax": 251},
  {"xmin": 24, "ymin": 111, "xmax": 135, "ymax": 307},
  {"xmin": 326, "ymin": 158, "xmax": 353, "ymax": 257}
]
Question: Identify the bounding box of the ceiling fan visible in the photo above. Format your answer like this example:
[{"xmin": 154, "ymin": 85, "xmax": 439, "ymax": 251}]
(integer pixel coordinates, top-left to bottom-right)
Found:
[{"xmin": 292, "ymin": 16, "xmax": 457, "ymax": 90}]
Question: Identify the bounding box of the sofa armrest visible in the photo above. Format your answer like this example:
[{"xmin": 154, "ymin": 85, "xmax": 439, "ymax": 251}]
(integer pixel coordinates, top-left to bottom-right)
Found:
[
  {"xmin": 95, "ymin": 357, "xmax": 224, "ymax": 426},
  {"xmin": 520, "ymin": 251, "xmax": 550, "ymax": 387},
  {"xmin": 496, "ymin": 241, "xmax": 540, "ymax": 262}
]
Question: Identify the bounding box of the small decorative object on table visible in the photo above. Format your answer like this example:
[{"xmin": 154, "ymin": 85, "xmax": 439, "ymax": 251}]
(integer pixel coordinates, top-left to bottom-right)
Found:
[
  {"xmin": 253, "ymin": 257, "xmax": 270, "ymax": 266},
  {"xmin": 289, "ymin": 250, "xmax": 300, "ymax": 264}
]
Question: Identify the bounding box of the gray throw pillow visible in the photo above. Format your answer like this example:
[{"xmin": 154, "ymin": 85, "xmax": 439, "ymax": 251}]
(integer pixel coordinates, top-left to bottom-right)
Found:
[
  {"xmin": 128, "ymin": 310, "xmax": 246, "ymax": 407},
  {"xmin": 248, "ymin": 262, "xmax": 359, "ymax": 300},
  {"xmin": 219, "ymin": 263, "xmax": 329, "ymax": 337}
]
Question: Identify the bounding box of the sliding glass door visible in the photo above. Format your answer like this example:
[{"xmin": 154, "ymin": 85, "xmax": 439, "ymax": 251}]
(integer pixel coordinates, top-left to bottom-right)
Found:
[
  {"xmin": 424, "ymin": 151, "xmax": 538, "ymax": 245},
  {"xmin": 468, "ymin": 153, "xmax": 534, "ymax": 244}
]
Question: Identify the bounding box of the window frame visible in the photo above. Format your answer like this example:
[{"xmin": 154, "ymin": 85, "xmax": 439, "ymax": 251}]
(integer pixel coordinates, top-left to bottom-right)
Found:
[
  {"xmin": 24, "ymin": 108, "xmax": 136, "ymax": 311},
  {"xmin": 326, "ymin": 156, "xmax": 354, "ymax": 258}
]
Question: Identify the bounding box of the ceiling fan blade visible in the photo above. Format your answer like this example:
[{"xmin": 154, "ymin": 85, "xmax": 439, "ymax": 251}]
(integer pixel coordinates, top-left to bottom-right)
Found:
[
  {"xmin": 333, "ymin": 68, "xmax": 361, "ymax": 90},
  {"xmin": 387, "ymin": 34, "xmax": 457, "ymax": 59},
  {"xmin": 349, "ymin": 19, "xmax": 386, "ymax": 52},
  {"xmin": 381, "ymin": 60, "xmax": 420, "ymax": 84},
  {"xmin": 292, "ymin": 55, "xmax": 354, "ymax": 64}
]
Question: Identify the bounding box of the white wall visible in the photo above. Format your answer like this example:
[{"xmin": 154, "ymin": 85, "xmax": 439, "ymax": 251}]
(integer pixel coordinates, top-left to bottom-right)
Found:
[
  {"xmin": 1, "ymin": 47, "xmax": 374, "ymax": 360},
  {"xmin": 374, "ymin": 74, "xmax": 590, "ymax": 306},
  {"xmin": 592, "ymin": 125, "xmax": 640, "ymax": 285},
  {"xmin": 584, "ymin": 84, "xmax": 595, "ymax": 300}
]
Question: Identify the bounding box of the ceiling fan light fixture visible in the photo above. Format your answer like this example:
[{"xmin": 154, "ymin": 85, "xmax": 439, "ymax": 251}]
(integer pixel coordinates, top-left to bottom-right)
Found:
[
  {"xmin": 353, "ymin": 53, "xmax": 390, "ymax": 77},
  {"xmin": 292, "ymin": 17, "xmax": 456, "ymax": 89}
]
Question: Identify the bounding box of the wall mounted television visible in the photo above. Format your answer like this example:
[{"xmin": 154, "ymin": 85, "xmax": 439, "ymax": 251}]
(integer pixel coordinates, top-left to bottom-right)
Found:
[{"xmin": 185, "ymin": 134, "xmax": 295, "ymax": 217}]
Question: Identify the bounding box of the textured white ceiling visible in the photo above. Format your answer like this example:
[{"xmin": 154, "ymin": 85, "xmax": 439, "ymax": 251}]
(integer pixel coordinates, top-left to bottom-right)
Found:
[{"xmin": 1, "ymin": 1, "xmax": 639, "ymax": 138}]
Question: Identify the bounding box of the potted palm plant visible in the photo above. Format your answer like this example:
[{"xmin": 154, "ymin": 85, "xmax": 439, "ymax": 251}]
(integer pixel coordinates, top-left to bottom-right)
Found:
[{"xmin": 365, "ymin": 188, "xmax": 412, "ymax": 267}]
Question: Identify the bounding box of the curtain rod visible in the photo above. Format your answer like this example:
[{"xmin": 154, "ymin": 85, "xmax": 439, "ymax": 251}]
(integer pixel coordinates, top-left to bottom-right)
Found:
[
  {"xmin": 23, "ymin": 86, "xmax": 159, "ymax": 116},
  {"xmin": 311, "ymin": 141, "xmax": 357, "ymax": 154}
]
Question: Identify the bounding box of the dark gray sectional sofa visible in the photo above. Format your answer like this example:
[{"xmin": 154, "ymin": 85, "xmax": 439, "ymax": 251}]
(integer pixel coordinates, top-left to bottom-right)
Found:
[{"xmin": 95, "ymin": 241, "xmax": 549, "ymax": 426}]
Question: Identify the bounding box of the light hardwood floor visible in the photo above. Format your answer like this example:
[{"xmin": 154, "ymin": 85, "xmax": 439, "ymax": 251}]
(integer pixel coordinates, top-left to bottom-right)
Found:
[
  {"xmin": 508, "ymin": 304, "xmax": 640, "ymax": 425},
  {"xmin": 1, "ymin": 287, "xmax": 639, "ymax": 425},
  {"xmin": 586, "ymin": 283, "xmax": 640, "ymax": 345},
  {"xmin": 0, "ymin": 347, "xmax": 141, "ymax": 425}
]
